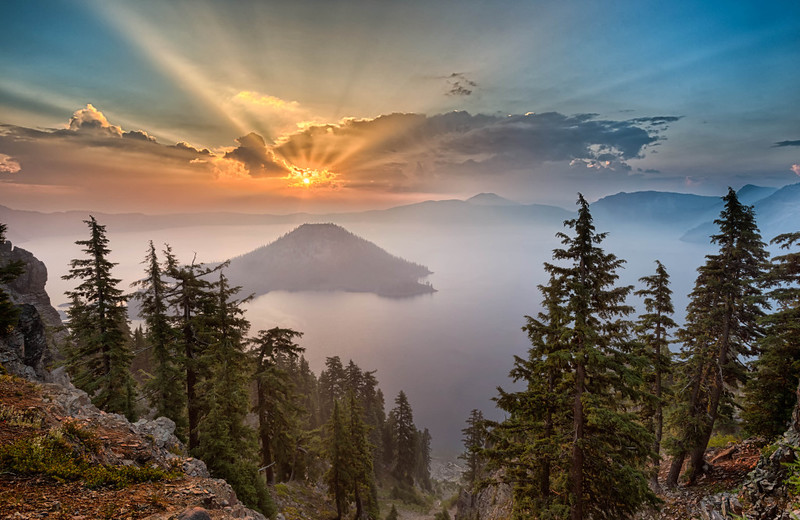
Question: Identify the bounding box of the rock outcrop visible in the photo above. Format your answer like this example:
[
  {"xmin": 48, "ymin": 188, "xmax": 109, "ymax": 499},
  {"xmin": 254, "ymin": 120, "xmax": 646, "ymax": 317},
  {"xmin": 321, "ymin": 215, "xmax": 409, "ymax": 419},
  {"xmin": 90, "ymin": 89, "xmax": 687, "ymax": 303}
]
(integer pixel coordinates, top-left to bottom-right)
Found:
[
  {"xmin": 455, "ymin": 474, "xmax": 512, "ymax": 520},
  {"xmin": 0, "ymin": 239, "xmax": 65, "ymax": 381}
]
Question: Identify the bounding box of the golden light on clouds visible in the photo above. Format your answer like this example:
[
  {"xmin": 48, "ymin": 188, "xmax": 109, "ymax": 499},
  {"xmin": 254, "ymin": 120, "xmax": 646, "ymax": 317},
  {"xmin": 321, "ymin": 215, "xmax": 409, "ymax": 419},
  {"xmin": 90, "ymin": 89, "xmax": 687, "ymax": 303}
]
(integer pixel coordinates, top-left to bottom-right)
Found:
[{"xmin": 286, "ymin": 164, "xmax": 341, "ymax": 189}]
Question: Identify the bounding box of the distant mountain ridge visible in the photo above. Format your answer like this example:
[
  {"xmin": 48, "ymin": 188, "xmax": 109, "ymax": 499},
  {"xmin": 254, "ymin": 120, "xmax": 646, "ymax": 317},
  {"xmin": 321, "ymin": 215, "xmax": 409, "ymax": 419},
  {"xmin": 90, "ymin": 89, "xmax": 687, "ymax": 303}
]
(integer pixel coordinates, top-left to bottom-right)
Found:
[{"xmin": 223, "ymin": 223, "xmax": 435, "ymax": 298}]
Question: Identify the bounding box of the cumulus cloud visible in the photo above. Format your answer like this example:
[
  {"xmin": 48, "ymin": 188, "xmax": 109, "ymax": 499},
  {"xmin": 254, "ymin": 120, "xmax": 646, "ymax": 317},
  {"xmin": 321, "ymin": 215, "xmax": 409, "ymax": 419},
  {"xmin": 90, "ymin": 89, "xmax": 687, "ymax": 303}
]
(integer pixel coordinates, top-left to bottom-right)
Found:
[
  {"xmin": 67, "ymin": 104, "xmax": 123, "ymax": 137},
  {"xmin": 0, "ymin": 153, "xmax": 21, "ymax": 174},
  {"xmin": 774, "ymin": 140, "xmax": 800, "ymax": 148},
  {"xmin": 224, "ymin": 132, "xmax": 290, "ymax": 176},
  {"xmin": 270, "ymin": 110, "xmax": 673, "ymax": 192}
]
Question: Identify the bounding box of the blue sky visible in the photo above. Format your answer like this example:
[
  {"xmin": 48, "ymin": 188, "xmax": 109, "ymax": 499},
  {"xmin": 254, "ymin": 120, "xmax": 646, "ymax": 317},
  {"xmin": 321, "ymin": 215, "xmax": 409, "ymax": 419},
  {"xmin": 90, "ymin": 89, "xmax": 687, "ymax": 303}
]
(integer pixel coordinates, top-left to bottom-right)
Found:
[{"xmin": 1, "ymin": 0, "xmax": 799, "ymax": 212}]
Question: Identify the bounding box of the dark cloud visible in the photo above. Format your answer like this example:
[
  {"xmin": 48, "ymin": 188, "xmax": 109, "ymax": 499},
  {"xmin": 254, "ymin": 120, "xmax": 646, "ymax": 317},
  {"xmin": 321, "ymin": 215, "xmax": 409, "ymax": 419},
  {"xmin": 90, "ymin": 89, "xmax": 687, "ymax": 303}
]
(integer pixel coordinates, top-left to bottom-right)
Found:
[
  {"xmin": 271, "ymin": 110, "xmax": 674, "ymax": 192},
  {"xmin": 170, "ymin": 141, "xmax": 212, "ymax": 156},
  {"xmin": 224, "ymin": 132, "xmax": 290, "ymax": 176},
  {"xmin": 123, "ymin": 130, "xmax": 157, "ymax": 142},
  {"xmin": 446, "ymin": 72, "xmax": 477, "ymax": 97},
  {"xmin": 774, "ymin": 139, "xmax": 800, "ymax": 148}
]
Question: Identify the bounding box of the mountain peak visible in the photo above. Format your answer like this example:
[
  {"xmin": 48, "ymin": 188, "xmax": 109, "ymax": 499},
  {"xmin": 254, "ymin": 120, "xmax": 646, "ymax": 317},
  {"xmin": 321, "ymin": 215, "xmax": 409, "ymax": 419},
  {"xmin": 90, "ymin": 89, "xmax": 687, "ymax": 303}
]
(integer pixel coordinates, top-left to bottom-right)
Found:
[
  {"xmin": 465, "ymin": 193, "xmax": 519, "ymax": 206},
  {"xmin": 225, "ymin": 223, "xmax": 435, "ymax": 298}
]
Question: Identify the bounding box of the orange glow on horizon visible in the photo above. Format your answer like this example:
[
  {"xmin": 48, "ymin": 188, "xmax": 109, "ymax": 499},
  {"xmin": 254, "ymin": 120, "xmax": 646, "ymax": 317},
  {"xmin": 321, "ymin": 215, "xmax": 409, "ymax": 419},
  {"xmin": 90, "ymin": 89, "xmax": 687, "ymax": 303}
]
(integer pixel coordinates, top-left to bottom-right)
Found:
[{"xmin": 285, "ymin": 164, "xmax": 342, "ymax": 189}]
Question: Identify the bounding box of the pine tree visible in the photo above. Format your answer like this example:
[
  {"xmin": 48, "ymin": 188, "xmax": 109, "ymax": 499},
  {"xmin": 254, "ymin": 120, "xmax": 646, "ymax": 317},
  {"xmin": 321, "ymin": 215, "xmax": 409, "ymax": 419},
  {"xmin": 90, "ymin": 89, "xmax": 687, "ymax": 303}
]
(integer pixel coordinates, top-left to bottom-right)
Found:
[
  {"xmin": 634, "ymin": 260, "xmax": 676, "ymax": 490},
  {"xmin": 348, "ymin": 393, "xmax": 379, "ymax": 520},
  {"xmin": 391, "ymin": 390, "xmax": 417, "ymax": 486},
  {"xmin": 250, "ymin": 326, "xmax": 304, "ymax": 484},
  {"xmin": 491, "ymin": 270, "xmax": 572, "ymax": 516},
  {"xmin": 491, "ymin": 195, "xmax": 657, "ymax": 520},
  {"xmin": 131, "ymin": 241, "xmax": 186, "ymax": 436},
  {"xmin": 385, "ymin": 504, "xmax": 399, "ymax": 520},
  {"xmin": 326, "ymin": 400, "xmax": 353, "ymax": 520},
  {"xmin": 0, "ymin": 223, "xmax": 24, "ymax": 336},
  {"xmin": 195, "ymin": 272, "xmax": 275, "ymax": 515},
  {"xmin": 164, "ymin": 249, "xmax": 222, "ymax": 450},
  {"xmin": 319, "ymin": 356, "xmax": 347, "ymax": 422},
  {"xmin": 742, "ymin": 232, "xmax": 800, "ymax": 439},
  {"xmin": 415, "ymin": 428, "xmax": 433, "ymax": 491},
  {"xmin": 459, "ymin": 409, "xmax": 487, "ymax": 490},
  {"xmin": 63, "ymin": 216, "xmax": 137, "ymax": 420},
  {"xmin": 666, "ymin": 188, "xmax": 769, "ymax": 486}
]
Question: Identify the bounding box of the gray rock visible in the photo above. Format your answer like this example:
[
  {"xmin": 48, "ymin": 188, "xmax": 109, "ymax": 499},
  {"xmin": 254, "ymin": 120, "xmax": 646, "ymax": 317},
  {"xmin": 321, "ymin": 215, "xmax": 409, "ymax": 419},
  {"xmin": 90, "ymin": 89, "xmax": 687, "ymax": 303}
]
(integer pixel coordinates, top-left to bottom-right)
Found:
[
  {"xmin": 183, "ymin": 457, "xmax": 211, "ymax": 478},
  {"xmin": 177, "ymin": 507, "xmax": 212, "ymax": 520}
]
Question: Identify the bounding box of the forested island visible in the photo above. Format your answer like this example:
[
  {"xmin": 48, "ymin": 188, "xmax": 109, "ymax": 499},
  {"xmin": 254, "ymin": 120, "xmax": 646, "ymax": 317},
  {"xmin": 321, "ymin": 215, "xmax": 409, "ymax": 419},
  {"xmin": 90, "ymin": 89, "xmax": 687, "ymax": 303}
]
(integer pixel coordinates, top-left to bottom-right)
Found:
[{"xmin": 224, "ymin": 223, "xmax": 436, "ymax": 298}]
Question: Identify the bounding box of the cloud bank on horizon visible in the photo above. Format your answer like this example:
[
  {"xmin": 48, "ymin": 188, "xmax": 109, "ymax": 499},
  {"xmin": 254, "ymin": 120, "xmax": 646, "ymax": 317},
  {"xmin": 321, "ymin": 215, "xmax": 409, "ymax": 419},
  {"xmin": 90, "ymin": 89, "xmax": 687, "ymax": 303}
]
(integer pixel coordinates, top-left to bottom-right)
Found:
[
  {"xmin": 1, "ymin": 0, "xmax": 799, "ymax": 213},
  {"xmin": 0, "ymin": 104, "xmax": 682, "ymax": 212}
]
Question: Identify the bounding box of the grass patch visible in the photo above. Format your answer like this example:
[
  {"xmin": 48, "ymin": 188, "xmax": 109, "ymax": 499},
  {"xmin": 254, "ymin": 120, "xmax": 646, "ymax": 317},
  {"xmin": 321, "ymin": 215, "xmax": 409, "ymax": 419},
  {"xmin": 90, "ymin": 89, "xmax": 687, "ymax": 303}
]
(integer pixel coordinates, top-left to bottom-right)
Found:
[
  {"xmin": 0, "ymin": 418, "xmax": 180, "ymax": 488},
  {"xmin": 708, "ymin": 433, "xmax": 742, "ymax": 449}
]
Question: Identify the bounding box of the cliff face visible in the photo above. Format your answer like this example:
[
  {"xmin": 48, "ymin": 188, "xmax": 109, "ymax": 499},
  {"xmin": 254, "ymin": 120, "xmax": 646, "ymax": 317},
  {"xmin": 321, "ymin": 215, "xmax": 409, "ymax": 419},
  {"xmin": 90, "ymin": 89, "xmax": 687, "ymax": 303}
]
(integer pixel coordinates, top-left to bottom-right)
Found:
[{"xmin": 0, "ymin": 240, "xmax": 65, "ymax": 381}]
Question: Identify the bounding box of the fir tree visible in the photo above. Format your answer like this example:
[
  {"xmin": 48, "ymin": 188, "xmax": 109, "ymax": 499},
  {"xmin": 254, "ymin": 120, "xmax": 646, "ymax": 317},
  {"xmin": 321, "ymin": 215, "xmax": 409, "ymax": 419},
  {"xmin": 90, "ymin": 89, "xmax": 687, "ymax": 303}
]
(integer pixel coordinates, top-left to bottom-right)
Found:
[
  {"xmin": 666, "ymin": 188, "xmax": 769, "ymax": 486},
  {"xmin": 348, "ymin": 393, "xmax": 379, "ymax": 520},
  {"xmin": 131, "ymin": 241, "xmax": 186, "ymax": 436},
  {"xmin": 164, "ymin": 249, "xmax": 222, "ymax": 450},
  {"xmin": 742, "ymin": 232, "xmax": 800, "ymax": 439},
  {"xmin": 415, "ymin": 428, "xmax": 432, "ymax": 491},
  {"xmin": 250, "ymin": 326, "xmax": 304, "ymax": 484},
  {"xmin": 491, "ymin": 195, "xmax": 657, "ymax": 520},
  {"xmin": 459, "ymin": 409, "xmax": 487, "ymax": 490},
  {"xmin": 319, "ymin": 356, "xmax": 347, "ymax": 422},
  {"xmin": 391, "ymin": 390, "xmax": 417, "ymax": 486},
  {"xmin": 195, "ymin": 272, "xmax": 275, "ymax": 515},
  {"xmin": 63, "ymin": 216, "xmax": 137, "ymax": 420},
  {"xmin": 326, "ymin": 400, "xmax": 353, "ymax": 520},
  {"xmin": 634, "ymin": 260, "xmax": 676, "ymax": 490},
  {"xmin": 0, "ymin": 223, "xmax": 24, "ymax": 335}
]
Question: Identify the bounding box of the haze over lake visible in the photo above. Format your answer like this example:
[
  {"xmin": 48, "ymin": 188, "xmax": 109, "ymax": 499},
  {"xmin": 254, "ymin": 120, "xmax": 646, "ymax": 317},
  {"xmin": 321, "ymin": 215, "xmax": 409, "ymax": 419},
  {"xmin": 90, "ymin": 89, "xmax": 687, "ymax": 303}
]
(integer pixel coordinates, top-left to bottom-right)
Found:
[{"xmin": 18, "ymin": 215, "xmax": 719, "ymax": 454}]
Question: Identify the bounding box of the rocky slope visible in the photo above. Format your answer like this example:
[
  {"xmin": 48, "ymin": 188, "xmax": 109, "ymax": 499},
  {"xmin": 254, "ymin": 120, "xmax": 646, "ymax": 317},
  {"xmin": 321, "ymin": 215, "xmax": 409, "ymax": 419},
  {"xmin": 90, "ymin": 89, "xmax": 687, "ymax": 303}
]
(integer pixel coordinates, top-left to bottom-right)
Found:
[{"xmin": 0, "ymin": 239, "xmax": 65, "ymax": 380}]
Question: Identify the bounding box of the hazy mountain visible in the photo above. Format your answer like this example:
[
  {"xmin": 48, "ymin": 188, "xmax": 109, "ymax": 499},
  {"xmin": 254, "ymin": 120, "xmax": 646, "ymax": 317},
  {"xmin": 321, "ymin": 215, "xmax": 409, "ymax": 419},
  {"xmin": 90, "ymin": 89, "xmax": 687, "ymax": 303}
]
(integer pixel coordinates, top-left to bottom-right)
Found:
[
  {"xmin": 465, "ymin": 193, "xmax": 520, "ymax": 206},
  {"xmin": 591, "ymin": 191, "xmax": 722, "ymax": 230},
  {"xmin": 224, "ymin": 223, "xmax": 435, "ymax": 298},
  {"xmin": 0, "ymin": 195, "xmax": 571, "ymax": 242},
  {"xmin": 737, "ymin": 184, "xmax": 779, "ymax": 205},
  {"xmin": 681, "ymin": 182, "xmax": 800, "ymax": 243}
]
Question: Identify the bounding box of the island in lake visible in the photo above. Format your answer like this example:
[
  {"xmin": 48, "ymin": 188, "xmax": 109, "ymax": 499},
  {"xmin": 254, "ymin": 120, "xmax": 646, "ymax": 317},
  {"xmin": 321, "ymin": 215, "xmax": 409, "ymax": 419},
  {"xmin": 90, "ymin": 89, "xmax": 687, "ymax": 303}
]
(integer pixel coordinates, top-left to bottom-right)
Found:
[{"xmin": 224, "ymin": 223, "xmax": 436, "ymax": 298}]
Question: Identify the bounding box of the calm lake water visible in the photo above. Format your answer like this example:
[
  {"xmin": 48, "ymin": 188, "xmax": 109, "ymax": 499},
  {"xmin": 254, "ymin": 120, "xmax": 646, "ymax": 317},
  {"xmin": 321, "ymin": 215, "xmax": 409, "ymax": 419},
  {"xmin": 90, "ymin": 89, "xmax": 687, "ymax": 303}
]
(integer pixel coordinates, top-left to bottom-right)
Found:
[{"xmin": 21, "ymin": 220, "xmax": 714, "ymax": 455}]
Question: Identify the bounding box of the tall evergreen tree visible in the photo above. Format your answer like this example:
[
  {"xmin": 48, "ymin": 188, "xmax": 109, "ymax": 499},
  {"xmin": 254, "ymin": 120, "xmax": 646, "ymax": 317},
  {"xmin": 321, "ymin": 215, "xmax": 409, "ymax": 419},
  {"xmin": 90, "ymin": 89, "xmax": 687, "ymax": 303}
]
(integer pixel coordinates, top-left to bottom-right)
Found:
[
  {"xmin": 348, "ymin": 393, "xmax": 379, "ymax": 520},
  {"xmin": 250, "ymin": 326, "xmax": 305, "ymax": 484},
  {"xmin": 492, "ymin": 270, "xmax": 572, "ymax": 516},
  {"xmin": 131, "ymin": 241, "xmax": 186, "ymax": 436},
  {"xmin": 492, "ymin": 195, "xmax": 657, "ymax": 520},
  {"xmin": 390, "ymin": 390, "xmax": 416, "ymax": 485},
  {"xmin": 742, "ymin": 232, "xmax": 800, "ymax": 438},
  {"xmin": 164, "ymin": 249, "xmax": 222, "ymax": 450},
  {"xmin": 326, "ymin": 400, "xmax": 353, "ymax": 520},
  {"xmin": 415, "ymin": 427, "xmax": 432, "ymax": 490},
  {"xmin": 319, "ymin": 356, "xmax": 347, "ymax": 422},
  {"xmin": 459, "ymin": 409, "xmax": 487, "ymax": 490},
  {"xmin": 63, "ymin": 216, "xmax": 136, "ymax": 420},
  {"xmin": 0, "ymin": 223, "xmax": 24, "ymax": 335},
  {"xmin": 666, "ymin": 188, "xmax": 769, "ymax": 486},
  {"xmin": 195, "ymin": 272, "xmax": 274, "ymax": 515},
  {"xmin": 635, "ymin": 260, "xmax": 676, "ymax": 490}
]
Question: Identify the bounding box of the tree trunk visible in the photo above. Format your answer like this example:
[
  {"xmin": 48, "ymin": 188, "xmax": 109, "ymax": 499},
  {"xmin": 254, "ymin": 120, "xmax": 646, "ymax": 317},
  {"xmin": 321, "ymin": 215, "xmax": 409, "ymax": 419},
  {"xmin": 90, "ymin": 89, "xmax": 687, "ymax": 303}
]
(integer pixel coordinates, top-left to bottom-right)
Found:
[
  {"xmin": 185, "ymin": 321, "xmax": 199, "ymax": 451},
  {"xmin": 651, "ymin": 325, "xmax": 664, "ymax": 491},
  {"xmin": 571, "ymin": 359, "xmax": 585, "ymax": 520},
  {"xmin": 257, "ymin": 378, "xmax": 275, "ymax": 485},
  {"xmin": 666, "ymin": 452, "xmax": 685, "ymax": 488}
]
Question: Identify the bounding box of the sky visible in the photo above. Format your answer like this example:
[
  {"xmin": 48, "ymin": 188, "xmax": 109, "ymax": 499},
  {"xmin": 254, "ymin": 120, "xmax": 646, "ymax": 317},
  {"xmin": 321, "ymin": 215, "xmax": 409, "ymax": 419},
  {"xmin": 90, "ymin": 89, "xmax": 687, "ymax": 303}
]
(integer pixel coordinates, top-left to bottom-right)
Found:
[{"xmin": 1, "ymin": 0, "xmax": 800, "ymax": 213}]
